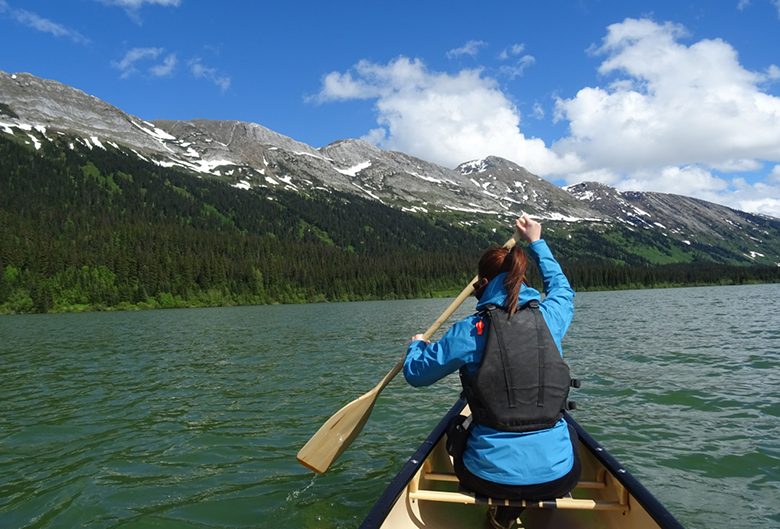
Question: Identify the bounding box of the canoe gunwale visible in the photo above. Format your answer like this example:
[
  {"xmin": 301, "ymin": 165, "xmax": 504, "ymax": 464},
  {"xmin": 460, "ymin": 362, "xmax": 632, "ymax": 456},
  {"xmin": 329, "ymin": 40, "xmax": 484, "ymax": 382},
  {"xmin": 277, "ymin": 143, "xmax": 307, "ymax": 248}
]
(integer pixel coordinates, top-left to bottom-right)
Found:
[
  {"xmin": 563, "ymin": 412, "xmax": 685, "ymax": 529},
  {"xmin": 358, "ymin": 399, "xmax": 467, "ymax": 529},
  {"xmin": 360, "ymin": 398, "xmax": 686, "ymax": 529}
]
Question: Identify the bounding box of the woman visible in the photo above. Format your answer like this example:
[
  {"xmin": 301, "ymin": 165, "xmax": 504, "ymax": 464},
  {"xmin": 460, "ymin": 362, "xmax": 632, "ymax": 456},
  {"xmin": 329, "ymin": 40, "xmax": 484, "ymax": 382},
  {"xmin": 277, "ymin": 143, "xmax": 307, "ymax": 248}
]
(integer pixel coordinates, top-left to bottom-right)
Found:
[{"xmin": 403, "ymin": 215, "xmax": 579, "ymax": 529}]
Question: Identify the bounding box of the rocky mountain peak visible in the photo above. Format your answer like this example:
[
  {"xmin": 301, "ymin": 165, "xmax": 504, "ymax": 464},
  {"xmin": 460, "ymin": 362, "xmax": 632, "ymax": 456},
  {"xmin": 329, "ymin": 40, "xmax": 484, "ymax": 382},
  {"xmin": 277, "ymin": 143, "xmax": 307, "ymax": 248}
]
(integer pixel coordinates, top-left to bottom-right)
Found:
[
  {"xmin": 458, "ymin": 156, "xmax": 537, "ymax": 183},
  {"xmin": 319, "ymin": 138, "xmax": 383, "ymax": 167},
  {"xmin": 565, "ymin": 181, "xmax": 624, "ymax": 203},
  {"xmin": 0, "ymin": 70, "xmax": 169, "ymax": 153},
  {"xmin": 4, "ymin": 69, "xmax": 779, "ymax": 267},
  {"xmin": 153, "ymin": 119, "xmax": 322, "ymax": 158}
]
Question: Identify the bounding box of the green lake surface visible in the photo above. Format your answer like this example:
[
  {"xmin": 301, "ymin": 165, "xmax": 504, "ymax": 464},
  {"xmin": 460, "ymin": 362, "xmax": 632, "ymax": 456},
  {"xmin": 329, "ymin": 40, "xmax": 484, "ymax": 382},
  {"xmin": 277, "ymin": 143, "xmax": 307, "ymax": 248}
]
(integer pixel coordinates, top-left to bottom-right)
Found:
[{"xmin": 1, "ymin": 284, "xmax": 779, "ymax": 529}]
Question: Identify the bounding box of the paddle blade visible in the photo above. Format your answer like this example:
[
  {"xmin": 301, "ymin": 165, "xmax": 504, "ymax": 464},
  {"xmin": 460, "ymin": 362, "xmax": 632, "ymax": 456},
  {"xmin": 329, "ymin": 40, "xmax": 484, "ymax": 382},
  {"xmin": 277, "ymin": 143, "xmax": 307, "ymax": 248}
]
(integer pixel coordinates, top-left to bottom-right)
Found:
[{"xmin": 297, "ymin": 391, "xmax": 378, "ymax": 474}]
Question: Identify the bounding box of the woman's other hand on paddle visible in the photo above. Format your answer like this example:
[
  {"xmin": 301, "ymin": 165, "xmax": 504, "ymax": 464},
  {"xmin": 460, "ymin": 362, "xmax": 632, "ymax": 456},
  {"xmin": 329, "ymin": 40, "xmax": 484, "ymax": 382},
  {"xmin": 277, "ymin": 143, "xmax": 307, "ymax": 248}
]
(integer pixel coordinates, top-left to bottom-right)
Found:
[{"xmin": 516, "ymin": 214, "xmax": 541, "ymax": 243}]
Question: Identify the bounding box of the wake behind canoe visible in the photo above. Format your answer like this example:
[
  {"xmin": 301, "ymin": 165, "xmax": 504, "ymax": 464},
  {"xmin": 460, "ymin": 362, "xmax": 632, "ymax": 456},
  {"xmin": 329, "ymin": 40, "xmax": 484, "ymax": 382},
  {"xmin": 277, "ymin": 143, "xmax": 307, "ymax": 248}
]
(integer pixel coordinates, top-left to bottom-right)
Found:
[{"xmin": 360, "ymin": 399, "xmax": 685, "ymax": 529}]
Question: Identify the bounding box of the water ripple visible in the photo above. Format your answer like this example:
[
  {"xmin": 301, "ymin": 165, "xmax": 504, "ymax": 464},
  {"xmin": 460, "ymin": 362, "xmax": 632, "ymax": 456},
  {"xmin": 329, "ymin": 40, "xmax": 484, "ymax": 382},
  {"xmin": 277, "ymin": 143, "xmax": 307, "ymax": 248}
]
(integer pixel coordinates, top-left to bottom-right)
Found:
[{"xmin": 1, "ymin": 286, "xmax": 779, "ymax": 528}]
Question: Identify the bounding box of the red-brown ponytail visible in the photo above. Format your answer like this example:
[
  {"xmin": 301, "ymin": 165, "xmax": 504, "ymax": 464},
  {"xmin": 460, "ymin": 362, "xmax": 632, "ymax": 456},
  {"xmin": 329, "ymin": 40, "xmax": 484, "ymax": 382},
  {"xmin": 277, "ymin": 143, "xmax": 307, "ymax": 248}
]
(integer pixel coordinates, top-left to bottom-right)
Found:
[{"xmin": 477, "ymin": 245, "xmax": 527, "ymax": 316}]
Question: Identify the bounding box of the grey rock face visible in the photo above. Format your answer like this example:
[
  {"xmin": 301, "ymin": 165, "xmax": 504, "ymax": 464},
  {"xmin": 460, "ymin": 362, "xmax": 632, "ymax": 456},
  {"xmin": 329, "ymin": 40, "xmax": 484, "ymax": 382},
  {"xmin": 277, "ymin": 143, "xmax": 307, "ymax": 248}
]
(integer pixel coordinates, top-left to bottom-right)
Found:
[
  {"xmin": 3, "ymin": 68, "xmax": 779, "ymax": 266},
  {"xmin": 565, "ymin": 181, "xmax": 777, "ymax": 244},
  {"xmin": 0, "ymin": 69, "xmax": 607, "ymax": 220},
  {"xmin": 457, "ymin": 156, "xmax": 606, "ymax": 221},
  {"xmin": 0, "ymin": 71, "xmax": 179, "ymax": 154}
]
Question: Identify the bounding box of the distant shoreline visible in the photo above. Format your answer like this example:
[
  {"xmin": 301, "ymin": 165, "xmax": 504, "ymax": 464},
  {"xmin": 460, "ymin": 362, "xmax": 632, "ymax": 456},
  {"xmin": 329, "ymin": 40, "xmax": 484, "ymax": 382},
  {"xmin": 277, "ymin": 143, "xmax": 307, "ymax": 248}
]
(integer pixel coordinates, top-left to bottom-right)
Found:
[{"xmin": 2, "ymin": 278, "xmax": 778, "ymax": 316}]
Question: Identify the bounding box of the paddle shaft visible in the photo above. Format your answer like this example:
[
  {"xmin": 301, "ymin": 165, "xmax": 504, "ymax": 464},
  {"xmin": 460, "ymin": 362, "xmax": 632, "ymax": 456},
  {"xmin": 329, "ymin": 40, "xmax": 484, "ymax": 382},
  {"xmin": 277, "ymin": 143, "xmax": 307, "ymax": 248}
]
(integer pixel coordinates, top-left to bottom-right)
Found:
[
  {"xmin": 296, "ymin": 228, "xmax": 523, "ymax": 473},
  {"xmin": 368, "ymin": 230, "xmax": 522, "ymax": 397}
]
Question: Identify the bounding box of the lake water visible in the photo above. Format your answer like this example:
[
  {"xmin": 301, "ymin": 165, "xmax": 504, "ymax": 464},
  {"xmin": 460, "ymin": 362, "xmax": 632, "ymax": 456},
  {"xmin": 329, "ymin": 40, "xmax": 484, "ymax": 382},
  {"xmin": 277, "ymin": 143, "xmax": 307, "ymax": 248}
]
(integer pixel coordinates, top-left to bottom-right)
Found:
[{"xmin": 1, "ymin": 284, "xmax": 779, "ymax": 529}]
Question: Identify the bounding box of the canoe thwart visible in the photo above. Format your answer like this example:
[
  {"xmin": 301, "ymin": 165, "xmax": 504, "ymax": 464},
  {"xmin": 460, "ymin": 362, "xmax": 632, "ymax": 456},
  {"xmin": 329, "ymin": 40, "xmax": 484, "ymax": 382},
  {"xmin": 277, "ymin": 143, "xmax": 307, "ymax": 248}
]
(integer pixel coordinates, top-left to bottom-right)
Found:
[
  {"xmin": 408, "ymin": 490, "xmax": 628, "ymax": 513},
  {"xmin": 423, "ymin": 472, "xmax": 607, "ymax": 489}
]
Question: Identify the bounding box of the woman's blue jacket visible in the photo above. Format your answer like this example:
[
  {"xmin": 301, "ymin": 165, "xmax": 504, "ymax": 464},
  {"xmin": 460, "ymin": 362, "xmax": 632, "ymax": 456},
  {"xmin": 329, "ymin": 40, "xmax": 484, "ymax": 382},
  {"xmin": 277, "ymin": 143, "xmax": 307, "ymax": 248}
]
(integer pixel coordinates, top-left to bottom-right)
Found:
[{"xmin": 403, "ymin": 239, "xmax": 575, "ymax": 485}]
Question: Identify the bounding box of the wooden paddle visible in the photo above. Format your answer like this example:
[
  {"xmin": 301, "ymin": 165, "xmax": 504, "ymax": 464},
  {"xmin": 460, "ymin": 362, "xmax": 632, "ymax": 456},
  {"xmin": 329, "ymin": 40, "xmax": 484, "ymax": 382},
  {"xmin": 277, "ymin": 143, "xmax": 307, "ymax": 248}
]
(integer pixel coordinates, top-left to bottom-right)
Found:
[{"xmin": 296, "ymin": 228, "xmax": 523, "ymax": 474}]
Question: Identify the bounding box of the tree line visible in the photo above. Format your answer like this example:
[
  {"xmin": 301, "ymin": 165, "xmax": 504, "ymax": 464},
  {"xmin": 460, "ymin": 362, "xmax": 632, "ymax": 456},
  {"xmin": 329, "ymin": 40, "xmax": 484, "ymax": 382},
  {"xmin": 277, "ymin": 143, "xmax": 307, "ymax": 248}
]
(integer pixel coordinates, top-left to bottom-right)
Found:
[{"xmin": 1, "ymin": 135, "xmax": 777, "ymax": 314}]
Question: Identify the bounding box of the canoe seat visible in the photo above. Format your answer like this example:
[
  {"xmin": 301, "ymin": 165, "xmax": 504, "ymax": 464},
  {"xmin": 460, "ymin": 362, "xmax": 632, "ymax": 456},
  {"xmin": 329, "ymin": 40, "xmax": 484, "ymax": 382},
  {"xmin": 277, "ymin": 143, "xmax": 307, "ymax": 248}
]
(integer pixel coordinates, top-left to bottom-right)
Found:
[{"xmin": 408, "ymin": 472, "xmax": 628, "ymax": 513}]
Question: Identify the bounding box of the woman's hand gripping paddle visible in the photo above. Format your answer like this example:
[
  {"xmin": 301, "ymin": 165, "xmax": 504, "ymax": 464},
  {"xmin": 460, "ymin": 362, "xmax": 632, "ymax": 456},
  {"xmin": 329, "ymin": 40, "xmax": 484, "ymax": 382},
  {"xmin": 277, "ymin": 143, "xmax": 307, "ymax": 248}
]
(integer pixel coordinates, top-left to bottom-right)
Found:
[{"xmin": 296, "ymin": 227, "xmax": 523, "ymax": 474}]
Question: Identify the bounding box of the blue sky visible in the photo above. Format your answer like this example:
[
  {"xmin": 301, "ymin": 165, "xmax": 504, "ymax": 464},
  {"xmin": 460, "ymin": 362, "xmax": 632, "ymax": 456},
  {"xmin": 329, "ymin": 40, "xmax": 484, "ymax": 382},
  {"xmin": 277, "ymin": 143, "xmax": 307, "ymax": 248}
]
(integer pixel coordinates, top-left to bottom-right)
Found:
[{"xmin": 1, "ymin": 0, "xmax": 780, "ymax": 216}]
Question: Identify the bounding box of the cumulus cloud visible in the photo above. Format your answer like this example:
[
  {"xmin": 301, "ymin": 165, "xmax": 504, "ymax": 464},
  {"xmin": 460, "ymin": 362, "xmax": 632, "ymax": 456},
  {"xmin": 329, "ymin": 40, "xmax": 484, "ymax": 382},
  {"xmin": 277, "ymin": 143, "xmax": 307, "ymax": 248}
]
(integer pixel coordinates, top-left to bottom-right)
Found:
[
  {"xmin": 315, "ymin": 56, "xmax": 577, "ymax": 174},
  {"xmin": 552, "ymin": 18, "xmax": 780, "ymax": 214},
  {"xmin": 112, "ymin": 47, "xmax": 177, "ymax": 78},
  {"xmin": 446, "ymin": 40, "xmax": 487, "ymax": 59},
  {"xmin": 620, "ymin": 166, "xmax": 729, "ymax": 197},
  {"xmin": 314, "ymin": 19, "xmax": 780, "ymax": 217},
  {"xmin": 0, "ymin": 1, "xmax": 89, "ymax": 44},
  {"xmin": 555, "ymin": 19, "xmax": 780, "ymax": 173},
  {"xmin": 731, "ymin": 187, "xmax": 780, "ymax": 217},
  {"xmin": 189, "ymin": 59, "xmax": 231, "ymax": 92}
]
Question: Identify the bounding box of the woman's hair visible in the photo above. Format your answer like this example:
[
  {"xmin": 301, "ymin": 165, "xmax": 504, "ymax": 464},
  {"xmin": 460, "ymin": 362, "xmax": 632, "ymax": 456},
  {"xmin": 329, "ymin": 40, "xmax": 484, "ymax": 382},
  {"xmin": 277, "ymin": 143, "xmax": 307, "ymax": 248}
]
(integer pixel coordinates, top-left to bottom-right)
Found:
[{"xmin": 477, "ymin": 245, "xmax": 527, "ymax": 316}]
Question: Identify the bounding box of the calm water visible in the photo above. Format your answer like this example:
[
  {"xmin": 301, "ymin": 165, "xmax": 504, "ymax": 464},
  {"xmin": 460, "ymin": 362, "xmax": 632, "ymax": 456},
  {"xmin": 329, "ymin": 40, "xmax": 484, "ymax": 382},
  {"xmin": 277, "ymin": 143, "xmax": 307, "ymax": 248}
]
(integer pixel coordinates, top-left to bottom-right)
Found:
[{"xmin": 1, "ymin": 284, "xmax": 779, "ymax": 529}]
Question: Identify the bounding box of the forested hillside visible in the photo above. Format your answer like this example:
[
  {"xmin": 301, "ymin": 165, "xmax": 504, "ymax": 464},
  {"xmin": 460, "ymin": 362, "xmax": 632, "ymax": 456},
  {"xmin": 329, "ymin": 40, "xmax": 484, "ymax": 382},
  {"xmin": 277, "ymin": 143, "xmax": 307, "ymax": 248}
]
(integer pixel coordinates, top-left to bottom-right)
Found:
[{"xmin": 1, "ymin": 136, "xmax": 778, "ymax": 314}]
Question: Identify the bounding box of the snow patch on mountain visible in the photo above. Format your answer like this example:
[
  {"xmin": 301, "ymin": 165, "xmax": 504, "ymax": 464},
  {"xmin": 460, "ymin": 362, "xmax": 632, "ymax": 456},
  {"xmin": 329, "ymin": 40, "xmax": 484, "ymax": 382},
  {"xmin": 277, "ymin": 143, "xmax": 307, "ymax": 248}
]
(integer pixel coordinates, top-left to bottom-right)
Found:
[
  {"xmin": 26, "ymin": 134, "xmax": 41, "ymax": 150},
  {"xmin": 90, "ymin": 136, "xmax": 106, "ymax": 150},
  {"xmin": 130, "ymin": 120, "xmax": 176, "ymax": 142},
  {"xmin": 459, "ymin": 158, "xmax": 489, "ymax": 175},
  {"xmin": 336, "ymin": 160, "xmax": 372, "ymax": 176}
]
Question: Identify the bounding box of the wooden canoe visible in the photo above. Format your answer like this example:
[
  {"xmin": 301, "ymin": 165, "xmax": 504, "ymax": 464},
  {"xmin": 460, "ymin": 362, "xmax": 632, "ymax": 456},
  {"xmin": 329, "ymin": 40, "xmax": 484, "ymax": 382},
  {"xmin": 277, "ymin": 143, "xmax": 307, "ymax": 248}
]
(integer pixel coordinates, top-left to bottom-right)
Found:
[{"xmin": 360, "ymin": 399, "xmax": 685, "ymax": 529}]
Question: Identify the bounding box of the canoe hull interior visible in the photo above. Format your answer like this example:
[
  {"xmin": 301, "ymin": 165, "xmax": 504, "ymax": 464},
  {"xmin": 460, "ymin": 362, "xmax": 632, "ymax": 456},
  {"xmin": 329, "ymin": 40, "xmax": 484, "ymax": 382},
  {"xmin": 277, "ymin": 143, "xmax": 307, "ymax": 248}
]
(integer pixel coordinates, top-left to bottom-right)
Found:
[{"xmin": 362, "ymin": 400, "xmax": 683, "ymax": 529}]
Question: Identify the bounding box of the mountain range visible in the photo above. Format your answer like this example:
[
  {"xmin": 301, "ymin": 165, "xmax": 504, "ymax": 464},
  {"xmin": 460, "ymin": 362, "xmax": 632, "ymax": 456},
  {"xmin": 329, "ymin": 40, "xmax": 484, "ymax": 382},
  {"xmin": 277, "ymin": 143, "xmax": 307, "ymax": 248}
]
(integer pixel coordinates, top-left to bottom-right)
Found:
[{"xmin": 2, "ymin": 69, "xmax": 780, "ymax": 272}]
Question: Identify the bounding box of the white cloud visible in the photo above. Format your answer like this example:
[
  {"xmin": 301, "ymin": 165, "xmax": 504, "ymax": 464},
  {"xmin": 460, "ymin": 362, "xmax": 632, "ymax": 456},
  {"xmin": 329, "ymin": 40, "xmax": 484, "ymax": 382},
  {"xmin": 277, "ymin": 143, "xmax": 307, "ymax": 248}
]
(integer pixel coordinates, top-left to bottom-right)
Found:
[
  {"xmin": 553, "ymin": 18, "xmax": 780, "ymax": 180},
  {"xmin": 315, "ymin": 56, "xmax": 577, "ymax": 174},
  {"xmin": 619, "ymin": 165, "xmax": 729, "ymax": 197},
  {"xmin": 531, "ymin": 102, "xmax": 545, "ymax": 119},
  {"xmin": 729, "ymin": 178, "xmax": 780, "ymax": 217},
  {"xmin": 315, "ymin": 71, "xmax": 376, "ymax": 102},
  {"xmin": 736, "ymin": 0, "xmax": 780, "ymax": 18},
  {"xmin": 190, "ymin": 59, "xmax": 231, "ymax": 92},
  {"xmin": 113, "ymin": 47, "xmax": 163, "ymax": 78},
  {"xmin": 0, "ymin": 1, "xmax": 88, "ymax": 44},
  {"xmin": 499, "ymin": 43, "xmax": 526, "ymax": 60},
  {"xmin": 314, "ymin": 19, "xmax": 780, "ymax": 217},
  {"xmin": 96, "ymin": 0, "xmax": 179, "ymax": 23},
  {"xmin": 150, "ymin": 53, "xmax": 177, "ymax": 77},
  {"xmin": 767, "ymin": 65, "xmax": 780, "ymax": 80},
  {"xmin": 499, "ymin": 54, "xmax": 536, "ymax": 79},
  {"xmin": 497, "ymin": 42, "xmax": 535, "ymax": 79},
  {"xmin": 738, "ymin": 198, "xmax": 780, "ymax": 216},
  {"xmin": 97, "ymin": 0, "xmax": 180, "ymax": 8},
  {"xmin": 709, "ymin": 158, "xmax": 764, "ymax": 172},
  {"xmin": 446, "ymin": 40, "xmax": 487, "ymax": 59},
  {"xmin": 549, "ymin": 18, "xmax": 780, "ymax": 216}
]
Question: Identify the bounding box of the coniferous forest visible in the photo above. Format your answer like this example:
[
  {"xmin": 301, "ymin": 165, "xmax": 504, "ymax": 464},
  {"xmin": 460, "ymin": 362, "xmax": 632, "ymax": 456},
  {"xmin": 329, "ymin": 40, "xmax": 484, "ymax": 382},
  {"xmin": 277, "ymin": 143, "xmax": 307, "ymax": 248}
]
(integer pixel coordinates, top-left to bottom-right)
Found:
[{"xmin": 1, "ymin": 135, "xmax": 778, "ymax": 314}]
